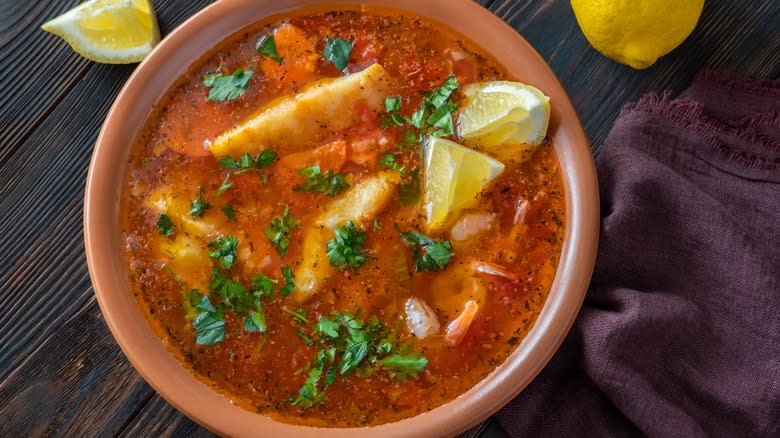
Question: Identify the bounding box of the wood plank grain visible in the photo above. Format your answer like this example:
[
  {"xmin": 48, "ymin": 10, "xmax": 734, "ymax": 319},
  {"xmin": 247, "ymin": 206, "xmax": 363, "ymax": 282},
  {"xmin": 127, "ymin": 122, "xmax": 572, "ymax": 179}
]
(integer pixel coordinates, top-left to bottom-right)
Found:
[
  {"xmin": 488, "ymin": 0, "xmax": 780, "ymax": 152},
  {"xmin": 0, "ymin": 297, "xmax": 155, "ymax": 437},
  {"xmin": 0, "ymin": 0, "xmax": 777, "ymax": 437}
]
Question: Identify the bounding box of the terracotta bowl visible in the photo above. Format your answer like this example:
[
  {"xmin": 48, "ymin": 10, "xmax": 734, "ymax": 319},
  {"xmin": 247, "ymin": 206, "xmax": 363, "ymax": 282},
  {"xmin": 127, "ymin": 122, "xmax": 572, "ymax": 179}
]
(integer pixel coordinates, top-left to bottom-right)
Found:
[{"xmin": 84, "ymin": 0, "xmax": 599, "ymax": 436}]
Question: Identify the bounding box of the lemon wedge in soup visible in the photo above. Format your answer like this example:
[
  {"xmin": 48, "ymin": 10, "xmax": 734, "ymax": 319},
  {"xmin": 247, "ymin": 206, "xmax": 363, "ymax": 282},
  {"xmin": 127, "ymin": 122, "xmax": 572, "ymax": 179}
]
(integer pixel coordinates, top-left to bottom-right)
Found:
[
  {"xmin": 41, "ymin": 0, "xmax": 160, "ymax": 64},
  {"xmin": 457, "ymin": 81, "xmax": 551, "ymax": 148},
  {"xmin": 423, "ymin": 136, "xmax": 505, "ymax": 230}
]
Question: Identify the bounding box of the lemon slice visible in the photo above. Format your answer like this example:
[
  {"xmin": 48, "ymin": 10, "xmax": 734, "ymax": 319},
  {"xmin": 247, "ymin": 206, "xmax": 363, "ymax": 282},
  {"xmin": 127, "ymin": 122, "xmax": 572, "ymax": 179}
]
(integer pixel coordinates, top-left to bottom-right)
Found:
[
  {"xmin": 457, "ymin": 81, "xmax": 551, "ymax": 148},
  {"xmin": 41, "ymin": 0, "xmax": 160, "ymax": 64},
  {"xmin": 423, "ymin": 136, "xmax": 505, "ymax": 230}
]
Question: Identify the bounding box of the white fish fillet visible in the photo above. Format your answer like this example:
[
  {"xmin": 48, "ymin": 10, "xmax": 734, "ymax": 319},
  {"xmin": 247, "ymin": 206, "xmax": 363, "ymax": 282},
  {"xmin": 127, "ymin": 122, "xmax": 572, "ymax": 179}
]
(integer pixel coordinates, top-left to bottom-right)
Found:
[
  {"xmin": 293, "ymin": 171, "xmax": 399, "ymax": 302},
  {"xmin": 207, "ymin": 63, "xmax": 392, "ymax": 158}
]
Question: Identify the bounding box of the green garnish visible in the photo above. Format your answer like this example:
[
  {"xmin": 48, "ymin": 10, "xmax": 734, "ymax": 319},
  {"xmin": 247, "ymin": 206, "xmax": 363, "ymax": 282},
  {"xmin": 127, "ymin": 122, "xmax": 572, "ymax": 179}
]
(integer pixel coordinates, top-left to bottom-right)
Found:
[
  {"xmin": 288, "ymin": 312, "xmax": 428, "ymax": 408},
  {"xmin": 250, "ymin": 273, "xmax": 277, "ymax": 299},
  {"xmin": 378, "ymin": 153, "xmax": 405, "ymax": 173},
  {"xmin": 294, "ymin": 164, "xmax": 349, "ymax": 197},
  {"xmin": 187, "ymin": 291, "xmax": 225, "ymax": 345},
  {"xmin": 384, "ymin": 96, "xmax": 401, "ymax": 112},
  {"xmin": 216, "ymin": 151, "xmax": 277, "ymax": 196},
  {"xmin": 280, "ymin": 265, "xmax": 295, "ymax": 296},
  {"xmin": 209, "ymin": 268, "xmax": 252, "ymax": 313},
  {"xmin": 323, "ymin": 37, "xmax": 353, "ymax": 72},
  {"xmin": 156, "ymin": 213, "xmax": 174, "ymax": 236},
  {"xmin": 189, "ymin": 187, "xmax": 210, "ymax": 218},
  {"xmin": 219, "ymin": 151, "xmax": 278, "ymax": 171},
  {"xmin": 207, "ymin": 236, "xmax": 238, "ymax": 270},
  {"xmin": 296, "ymin": 328, "xmax": 315, "ymax": 346},
  {"xmin": 243, "ymin": 306, "xmax": 267, "ymax": 333},
  {"xmin": 316, "ymin": 315, "xmax": 340, "ymax": 338},
  {"xmin": 264, "ymin": 205, "xmax": 299, "ymax": 258},
  {"xmin": 283, "ymin": 306, "xmax": 310, "ymax": 325},
  {"xmin": 257, "ymin": 34, "xmax": 283, "ymax": 63},
  {"xmin": 373, "ymin": 217, "xmax": 381, "ymax": 232},
  {"xmin": 203, "ymin": 69, "xmax": 253, "ymax": 102},
  {"xmin": 399, "ymin": 230, "xmax": 454, "ymax": 272},
  {"xmin": 326, "ymin": 221, "xmax": 371, "ymax": 271},
  {"xmin": 378, "ymin": 352, "xmax": 429, "ymax": 380},
  {"xmin": 382, "ymin": 75, "xmax": 459, "ymax": 141},
  {"xmin": 221, "ymin": 204, "xmax": 236, "ymax": 220}
]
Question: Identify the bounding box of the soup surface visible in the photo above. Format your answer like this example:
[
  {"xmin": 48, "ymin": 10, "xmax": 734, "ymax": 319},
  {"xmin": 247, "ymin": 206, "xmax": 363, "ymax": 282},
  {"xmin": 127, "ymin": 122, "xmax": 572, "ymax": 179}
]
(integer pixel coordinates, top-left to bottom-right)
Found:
[{"xmin": 121, "ymin": 8, "xmax": 565, "ymax": 427}]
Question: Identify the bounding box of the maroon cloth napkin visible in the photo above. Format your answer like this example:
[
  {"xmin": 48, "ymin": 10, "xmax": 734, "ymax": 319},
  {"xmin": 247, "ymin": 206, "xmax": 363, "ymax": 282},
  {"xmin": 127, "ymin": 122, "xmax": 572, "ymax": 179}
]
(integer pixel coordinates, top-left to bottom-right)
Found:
[{"xmin": 496, "ymin": 71, "xmax": 780, "ymax": 437}]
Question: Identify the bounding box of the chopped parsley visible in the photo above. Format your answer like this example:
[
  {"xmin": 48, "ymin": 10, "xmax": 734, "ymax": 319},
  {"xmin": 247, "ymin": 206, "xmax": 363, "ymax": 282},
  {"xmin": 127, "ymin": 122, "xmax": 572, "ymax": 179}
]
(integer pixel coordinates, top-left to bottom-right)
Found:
[
  {"xmin": 209, "ymin": 268, "xmax": 252, "ymax": 313},
  {"xmin": 378, "ymin": 352, "xmax": 429, "ymax": 380},
  {"xmin": 187, "ymin": 291, "xmax": 225, "ymax": 345},
  {"xmin": 156, "ymin": 213, "xmax": 174, "ymax": 236},
  {"xmin": 219, "ymin": 150, "xmax": 278, "ymax": 171},
  {"xmin": 294, "ymin": 164, "xmax": 349, "ymax": 197},
  {"xmin": 399, "ymin": 230, "xmax": 454, "ymax": 272},
  {"xmin": 189, "ymin": 187, "xmax": 210, "ymax": 218},
  {"xmin": 264, "ymin": 205, "xmax": 299, "ymax": 258},
  {"xmin": 207, "ymin": 236, "xmax": 238, "ymax": 270},
  {"xmin": 256, "ymin": 34, "xmax": 283, "ymax": 63},
  {"xmin": 215, "ymin": 151, "xmax": 277, "ymax": 196},
  {"xmin": 382, "ymin": 75, "xmax": 460, "ymax": 141},
  {"xmin": 384, "ymin": 96, "xmax": 401, "ymax": 112},
  {"xmin": 326, "ymin": 221, "xmax": 371, "ymax": 270},
  {"xmin": 378, "ymin": 153, "xmax": 405, "ymax": 173},
  {"xmin": 203, "ymin": 69, "xmax": 253, "ymax": 101},
  {"xmin": 243, "ymin": 306, "xmax": 267, "ymax": 333},
  {"xmin": 221, "ymin": 204, "xmax": 236, "ymax": 220},
  {"xmin": 288, "ymin": 312, "xmax": 428, "ymax": 407},
  {"xmin": 279, "ymin": 265, "xmax": 295, "ymax": 296},
  {"xmin": 323, "ymin": 37, "xmax": 353, "ymax": 72},
  {"xmin": 283, "ymin": 306, "xmax": 310, "ymax": 325}
]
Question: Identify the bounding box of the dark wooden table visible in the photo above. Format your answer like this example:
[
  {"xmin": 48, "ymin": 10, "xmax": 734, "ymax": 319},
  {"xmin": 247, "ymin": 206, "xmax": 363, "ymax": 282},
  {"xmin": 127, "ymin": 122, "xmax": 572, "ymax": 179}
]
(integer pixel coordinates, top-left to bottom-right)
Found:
[{"xmin": 1, "ymin": 0, "xmax": 778, "ymax": 436}]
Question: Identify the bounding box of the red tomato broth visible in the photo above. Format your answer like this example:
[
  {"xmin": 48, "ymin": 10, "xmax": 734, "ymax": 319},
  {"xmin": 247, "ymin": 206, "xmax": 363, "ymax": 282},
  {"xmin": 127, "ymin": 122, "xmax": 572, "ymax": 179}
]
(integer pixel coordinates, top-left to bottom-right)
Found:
[{"xmin": 121, "ymin": 9, "xmax": 565, "ymax": 427}]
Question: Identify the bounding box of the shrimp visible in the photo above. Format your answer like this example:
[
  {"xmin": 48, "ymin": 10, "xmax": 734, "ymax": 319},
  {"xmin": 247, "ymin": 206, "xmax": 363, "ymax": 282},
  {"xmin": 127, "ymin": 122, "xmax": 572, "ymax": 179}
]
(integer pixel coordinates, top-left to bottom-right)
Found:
[
  {"xmin": 472, "ymin": 260, "xmax": 520, "ymax": 282},
  {"xmin": 450, "ymin": 212, "xmax": 496, "ymax": 241},
  {"xmin": 405, "ymin": 297, "xmax": 440, "ymax": 339},
  {"xmin": 445, "ymin": 300, "xmax": 479, "ymax": 346}
]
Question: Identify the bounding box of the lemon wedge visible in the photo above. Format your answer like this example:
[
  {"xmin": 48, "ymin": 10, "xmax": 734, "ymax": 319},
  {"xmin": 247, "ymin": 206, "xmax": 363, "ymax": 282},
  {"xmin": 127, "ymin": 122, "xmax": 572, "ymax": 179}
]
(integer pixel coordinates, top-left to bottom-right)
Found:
[
  {"xmin": 41, "ymin": 0, "xmax": 160, "ymax": 64},
  {"xmin": 423, "ymin": 136, "xmax": 505, "ymax": 230},
  {"xmin": 457, "ymin": 81, "xmax": 551, "ymax": 148}
]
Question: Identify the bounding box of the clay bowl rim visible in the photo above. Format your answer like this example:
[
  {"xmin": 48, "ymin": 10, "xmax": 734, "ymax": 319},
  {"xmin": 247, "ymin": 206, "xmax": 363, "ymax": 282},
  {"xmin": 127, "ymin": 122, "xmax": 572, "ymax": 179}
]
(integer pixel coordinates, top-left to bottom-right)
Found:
[{"xmin": 84, "ymin": 0, "xmax": 599, "ymax": 436}]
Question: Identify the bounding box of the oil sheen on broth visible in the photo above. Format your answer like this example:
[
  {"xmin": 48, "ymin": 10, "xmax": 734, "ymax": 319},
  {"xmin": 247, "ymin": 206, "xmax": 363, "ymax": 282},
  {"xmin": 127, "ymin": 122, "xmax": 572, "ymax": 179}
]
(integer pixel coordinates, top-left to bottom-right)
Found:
[{"xmin": 121, "ymin": 8, "xmax": 565, "ymax": 427}]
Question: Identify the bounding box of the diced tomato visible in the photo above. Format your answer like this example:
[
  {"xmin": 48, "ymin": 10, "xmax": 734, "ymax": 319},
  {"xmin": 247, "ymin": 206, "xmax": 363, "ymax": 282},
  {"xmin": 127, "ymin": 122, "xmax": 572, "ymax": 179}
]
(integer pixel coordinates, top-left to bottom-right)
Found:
[{"xmin": 260, "ymin": 24, "xmax": 318, "ymax": 90}]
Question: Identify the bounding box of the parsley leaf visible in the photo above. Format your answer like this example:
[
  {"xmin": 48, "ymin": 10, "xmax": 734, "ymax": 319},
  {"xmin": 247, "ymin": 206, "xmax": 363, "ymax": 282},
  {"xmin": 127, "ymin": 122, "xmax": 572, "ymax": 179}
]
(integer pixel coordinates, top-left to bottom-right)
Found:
[
  {"xmin": 222, "ymin": 204, "xmax": 236, "ymax": 220},
  {"xmin": 283, "ymin": 306, "xmax": 310, "ymax": 325},
  {"xmin": 279, "ymin": 265, "xmax": 295, "ymax": 296},
  {"xmin": 378, "ymin": 153, "xmax": 405, "ymax": 173},
  {"xmin": 256, "ymin": 34, "xmax": 283, "ymax": 63},
  {"xmin": 289, "ymin": 366, "xmax": 325, "ymax": 407},
  {"xmin": 326, "ymin": 221, "xmax": 371, "ymax": 270},
  {"xmin": 209, "ymin": 268, "xmax": 253, "ymax": 314},
  {"xmin": 187, "ymin": 291, "xmax": 225, "ymax": 345},
  {"xmin": 264, "ymin": 205, "xmax": 299, "ymax": 258},
  {"xmin": 384, "ymin": 96, "xmax": 401, "ymax": 112},
  {"xmin": 323, "ymin": 37, "xmax": 353, "ymax": 72},
  {"xmin": 250, "ymin": 273, "xmax": 277, "ymax": 299},
  {"xmin": 316, "ymin": 316, "xmax": 340, "ymax": 338},
  {"xmin": 243, "ymin": 306, "xmax": 267, "ymax": 333},
  {"xmin": 214, "ymin": 173, "xmax": 233, "ymax": 197},
  {"xmin": 190, "ymin": 187, "xmax": 210, "ymax": 218},
  {"xmin": 203, "ymin": 69, "xmax": 253, "ymax": 102},
  {"xmin": 294, "ymin": 164, "xmax": 349, "ymax": 197},
  {"xmin": 296, "ymin": 328, "xmax": 314, "ymax": 346},
  {"xmin": 219, "ymin": 151, "xmax": 277, "ymax": 171},
  {"xmin": 378, "ymin": 352, "xmax": 429, "ymax": 380},
  {"xmin": 207, "ymin": 236, "xmax": 238, "ymax": 270},
  {"xmin": 156, "ymin": 213, "xmax": 174, "ymax": 236},
  {"xmin": 399, "ymin": 230, "xmax": 454, "ymax": 272}
]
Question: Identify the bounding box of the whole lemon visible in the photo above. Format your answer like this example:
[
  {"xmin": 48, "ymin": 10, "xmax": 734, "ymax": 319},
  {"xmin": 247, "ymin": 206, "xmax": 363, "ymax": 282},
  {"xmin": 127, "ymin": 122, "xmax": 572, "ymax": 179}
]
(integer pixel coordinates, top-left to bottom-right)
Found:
[{"xmin": 571, "ymin": 0, "xmax": 704, "ymax": 69}]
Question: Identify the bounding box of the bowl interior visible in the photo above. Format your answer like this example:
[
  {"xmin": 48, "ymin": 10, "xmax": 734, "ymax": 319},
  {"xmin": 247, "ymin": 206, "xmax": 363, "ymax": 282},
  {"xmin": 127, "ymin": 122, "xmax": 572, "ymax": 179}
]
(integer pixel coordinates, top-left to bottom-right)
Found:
[{"xmin": 84, "ymin": 0, "xmax": 598, "ymax": 436}]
